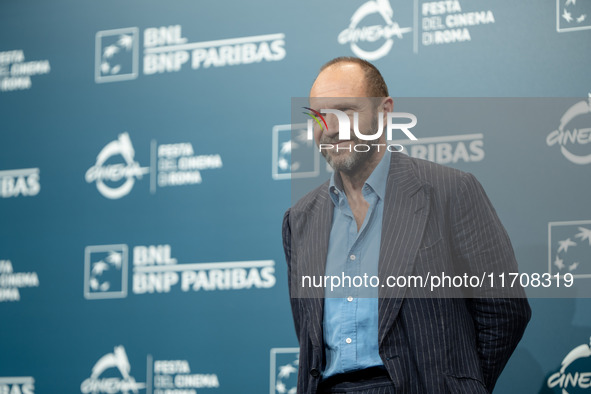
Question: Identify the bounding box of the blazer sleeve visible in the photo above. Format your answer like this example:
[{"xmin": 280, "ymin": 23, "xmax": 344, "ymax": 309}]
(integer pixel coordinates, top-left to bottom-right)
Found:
[
  {"xmin": 450, "ymin": 173, "xmax": 531, "ymax": 392},
  {"xmin": 282, "ymin": 208, "xmax": 302, "ymax": 343}
]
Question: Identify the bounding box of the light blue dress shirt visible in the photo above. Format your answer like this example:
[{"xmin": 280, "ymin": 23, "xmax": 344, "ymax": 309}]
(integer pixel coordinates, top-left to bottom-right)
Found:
[{"xmin": 322, "ymin": 150, "xmax": 390, "ymax": 378}]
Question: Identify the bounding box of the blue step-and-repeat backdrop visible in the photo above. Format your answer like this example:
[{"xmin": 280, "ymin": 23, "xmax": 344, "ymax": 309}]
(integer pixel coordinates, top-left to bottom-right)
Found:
[{"xmin": 1, "ymin": 0, "xmax": 591, "ymax": 393}]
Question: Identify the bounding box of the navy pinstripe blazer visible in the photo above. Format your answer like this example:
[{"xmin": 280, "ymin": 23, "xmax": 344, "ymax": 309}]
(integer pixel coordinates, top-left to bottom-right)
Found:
[{"xmin": 282, "ymin": 152, "xmax": 531, "ymax": 393}]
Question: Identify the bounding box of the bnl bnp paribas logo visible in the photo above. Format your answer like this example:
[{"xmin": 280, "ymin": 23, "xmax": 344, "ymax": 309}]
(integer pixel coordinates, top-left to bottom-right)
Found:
[
  {"xmin": 0, "ymin": 167, "xmax": 40, "ymax": 198},
  {"xmin": 557, "ymin": 0, "xmax": 591, "ymax": 32},
  {"xmin": 85, "ymin": 132, "xmax": 223, "ymax": 199},
  {"xmin": 270, "ymin": 348, "xmax": 299, "ymax": 394},
  {"xmin": 95, "ymin": 25, "xmax": 285, "ymax": 83},
  {"xmin": 546, "ymin": 95, "xmax": 591, "ymax": 165},
  {"xmin": 0, "ymin": 376, "xmax": 35, "ymax": 394},
  {"xmin": 84, "ymin": 245, "xmax": 128, "ymax": 300},
  {"xmin": 549, "ymin": 220, "xmax": 591, "ymax": 279},
  {"xmin": 84, "ymin": 243, "xmax": 276, "ymax": 300}
]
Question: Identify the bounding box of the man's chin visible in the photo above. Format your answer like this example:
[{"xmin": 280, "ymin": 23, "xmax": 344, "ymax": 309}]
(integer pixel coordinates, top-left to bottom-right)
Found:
[{"xmin": 324, "ymin": 151, "xmax": 368, "ymax": 173}]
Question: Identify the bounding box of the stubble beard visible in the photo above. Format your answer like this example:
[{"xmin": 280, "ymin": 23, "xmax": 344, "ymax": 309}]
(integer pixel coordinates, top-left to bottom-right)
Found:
[{"xmin": 320, "ymin": 115, "xmax": 380, "ymax": 174}]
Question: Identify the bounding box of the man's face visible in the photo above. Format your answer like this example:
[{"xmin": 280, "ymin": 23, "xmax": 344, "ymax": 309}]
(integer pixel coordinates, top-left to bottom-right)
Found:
[{"xmin": 309, "ymin": 64, "xmax": 388, "ymax": 173}]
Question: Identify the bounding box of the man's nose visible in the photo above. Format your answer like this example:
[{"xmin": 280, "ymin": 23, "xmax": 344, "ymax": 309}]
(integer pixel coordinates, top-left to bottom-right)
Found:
[{"xmin": 322, "ymin": 113, "xmax": 340, "ymax": 137}]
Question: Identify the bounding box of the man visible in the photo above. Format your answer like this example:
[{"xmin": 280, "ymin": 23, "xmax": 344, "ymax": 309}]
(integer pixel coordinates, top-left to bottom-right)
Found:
[{"xmin": 282, "ymin": 57, "xmax": 531, "ymax": 393}]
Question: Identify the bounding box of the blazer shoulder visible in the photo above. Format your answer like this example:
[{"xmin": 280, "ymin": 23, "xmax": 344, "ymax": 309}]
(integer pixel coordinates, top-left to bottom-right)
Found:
[
  {"xmin": 400, "ymin": 154, "xmax": 478, "ymax": 199},
  {"xmin": 289, "ymin": 179, "xmax": 331, "ymax": 214},
  {"xmin": 405, "ymin": 154, "xmax": 467, "ymax": 183}
]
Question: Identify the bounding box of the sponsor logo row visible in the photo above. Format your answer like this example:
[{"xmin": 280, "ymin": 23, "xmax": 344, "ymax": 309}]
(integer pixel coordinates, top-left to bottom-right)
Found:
[
  {"xmin": 3, "ymin": 95, "xmax": 589, "ymax": 200},
  {"xmin": 0, "ymin": 345, "xmax": 294, "ymax": 394},
  {"xmin": 272, "ymin": 338, "xmax": 591, "ymax": 394},
  {"xmin": 1, "ymin": 25, "xmax": 286, "ymax": 91},
  {"xmin": 338, "ymin": 0, "xmax": 589, "ymax": 60},
  {"xmin": 1, "ymin": 133, "xmax": 222, "ymax": 200},
  {"xmin": 0, "ymin": 346, "xmax": 298, "ymax": 394},
  {"xmin": 273, "ymin": 96, "xmax": 591, "ymax": 180},
  {"xmin": 2, "ymin": 0, "xmax": 589, "ymax": 92},
  {"xmin": 2, "ymin": 220, "xmax": 589, "ymax": 303},
  {"xmin": 2, "ymin": 345, "xmax": 221, "ymax": 394},
  {"xmin": 3, "ymin": 338, "xmax": 591, "ymax": 394}
]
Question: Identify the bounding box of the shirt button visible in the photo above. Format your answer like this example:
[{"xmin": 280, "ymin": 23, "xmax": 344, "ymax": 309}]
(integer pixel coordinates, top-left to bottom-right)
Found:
[
  {"xmin": 347, "ymin": 296, "xmax": 353, "ymax": 302},
  {"xmin": 345, "ymin": 338, "xmax": 352, "ymax": 344},
  {"xmin": 350, "ymin": 254, "xmax": 356, "ymax": 261}
]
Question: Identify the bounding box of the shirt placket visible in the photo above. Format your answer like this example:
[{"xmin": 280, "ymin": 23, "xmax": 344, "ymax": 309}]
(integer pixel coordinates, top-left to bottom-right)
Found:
[{"xmin": 339, "ymin": 190, "xmax": 378, "ymax": 369}]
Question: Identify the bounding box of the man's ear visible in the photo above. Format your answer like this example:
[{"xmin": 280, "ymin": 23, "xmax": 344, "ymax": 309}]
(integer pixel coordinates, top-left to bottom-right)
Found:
[
  {"xmin": 382, "ymin": 97, "xmax": 394, "ymax": 113},
  {"xmin": 381, "ymin": 97, "xmax": 394, "ymax": 127}
]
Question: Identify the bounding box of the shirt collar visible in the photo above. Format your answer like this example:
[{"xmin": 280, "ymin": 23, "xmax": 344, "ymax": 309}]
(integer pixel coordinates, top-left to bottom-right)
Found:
[{"xmin": 329, "ymin": 150, "xmax": 390, "ymax": 205}]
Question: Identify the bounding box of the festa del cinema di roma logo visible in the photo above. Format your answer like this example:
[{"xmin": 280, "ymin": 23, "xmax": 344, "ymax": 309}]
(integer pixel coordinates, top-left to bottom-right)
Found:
[
  {"xmin": 85, "ymin": 132, "xmax": 149, "ymax": 199},
  {"xmin": 81, "ymin": 346, "xmax": 145, "ymax": 394},
  {"xmin": 81, "ymin": 346, "xmax": 220, "ymax": 394},
  {"xmin": 547, "ymin": 336, "xmax": 591, "ymax": 393},
  {"xmin": 85, "ymin": 132, "xmax": 223, "ymax": 199},
  {"xmin": 546, "ymin": 95, "xmax": 591, "ymax": 165},
  {"xmin": 338, "ymin": 0, "xmax": 412, "ymax": 61},
  {"xmin": 337, "ymin": 0, "xmax": 495, "ymax": 59}
]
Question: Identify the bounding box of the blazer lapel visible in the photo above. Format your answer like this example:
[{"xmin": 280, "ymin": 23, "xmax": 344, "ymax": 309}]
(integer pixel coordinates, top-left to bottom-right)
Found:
[
  {"xmin": 300, "ymin": 186, "xmax": 333, "ymax": 350},
  {"xmin": 378, "ymin": 153, "xmax": 431, "ymax": 345}
]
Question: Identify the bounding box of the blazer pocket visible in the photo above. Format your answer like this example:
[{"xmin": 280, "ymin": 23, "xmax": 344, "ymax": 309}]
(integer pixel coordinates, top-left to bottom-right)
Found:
[
  {"xmin": 413, "ymin": 239, "xmax": 452, "ymax": 299},
  {"xmin": 416, "ymin": 237, "xmax": 444, "ymax": 263},
  {"xmin": 443, "ymin": 374, "xmax": 489, "ymax": 394}
]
